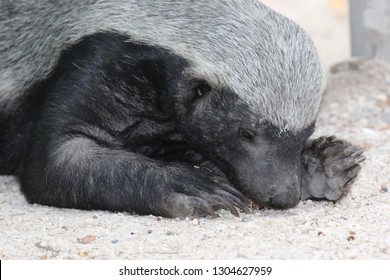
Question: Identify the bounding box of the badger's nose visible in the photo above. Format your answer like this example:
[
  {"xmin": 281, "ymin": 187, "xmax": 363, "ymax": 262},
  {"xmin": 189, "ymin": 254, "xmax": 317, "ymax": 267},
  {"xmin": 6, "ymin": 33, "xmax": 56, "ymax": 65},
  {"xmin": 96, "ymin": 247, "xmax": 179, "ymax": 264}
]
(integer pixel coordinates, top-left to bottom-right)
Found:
[{"xmin": 269, "ymin": 185, "xmax": 300, "ymax": 209}]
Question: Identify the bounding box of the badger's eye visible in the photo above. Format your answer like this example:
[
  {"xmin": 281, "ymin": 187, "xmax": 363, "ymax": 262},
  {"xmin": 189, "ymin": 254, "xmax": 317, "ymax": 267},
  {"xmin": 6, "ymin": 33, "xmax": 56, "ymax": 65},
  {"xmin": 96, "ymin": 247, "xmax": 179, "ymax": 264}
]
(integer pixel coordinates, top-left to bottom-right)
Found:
[
  {"xmin": 239, "ymin": 129, "xmax": 256, "ymax": 142},
  {"xmin": 194, "ymin": 83, "xmax": 211, "ymax": 98}
]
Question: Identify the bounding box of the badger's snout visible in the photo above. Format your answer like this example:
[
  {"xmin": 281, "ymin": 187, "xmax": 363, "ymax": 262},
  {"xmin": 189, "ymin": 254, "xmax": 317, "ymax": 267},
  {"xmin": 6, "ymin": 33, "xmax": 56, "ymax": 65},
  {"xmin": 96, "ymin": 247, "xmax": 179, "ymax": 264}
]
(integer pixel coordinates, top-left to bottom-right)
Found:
[
  {"xmin": 248, "ymin": 181, "xmax": 301, "ymax": 210},
  {"xmin": 235, "ymin": 154, "xmax": 302, "ymax": 210},
  {"xmin": 268, "ymin": 184, "xmax": 301, "ymax": 209}
]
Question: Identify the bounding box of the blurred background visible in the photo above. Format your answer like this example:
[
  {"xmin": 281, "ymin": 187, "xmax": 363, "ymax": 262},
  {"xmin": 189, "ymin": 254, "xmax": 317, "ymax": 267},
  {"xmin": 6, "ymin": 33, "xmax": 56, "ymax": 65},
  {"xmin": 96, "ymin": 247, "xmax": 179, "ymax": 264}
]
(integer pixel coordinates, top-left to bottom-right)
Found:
[{"xmin": 261, "ymin": 0, "xmax": 350, "ymax": 69}]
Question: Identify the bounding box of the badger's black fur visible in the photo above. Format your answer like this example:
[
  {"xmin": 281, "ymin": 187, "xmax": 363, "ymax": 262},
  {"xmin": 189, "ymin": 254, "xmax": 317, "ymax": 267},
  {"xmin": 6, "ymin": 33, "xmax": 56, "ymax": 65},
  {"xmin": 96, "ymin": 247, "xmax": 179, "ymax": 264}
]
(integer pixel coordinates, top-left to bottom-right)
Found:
[{"xmin": 0, "ymin": 1, "xmax": 365, "ymax": 218}]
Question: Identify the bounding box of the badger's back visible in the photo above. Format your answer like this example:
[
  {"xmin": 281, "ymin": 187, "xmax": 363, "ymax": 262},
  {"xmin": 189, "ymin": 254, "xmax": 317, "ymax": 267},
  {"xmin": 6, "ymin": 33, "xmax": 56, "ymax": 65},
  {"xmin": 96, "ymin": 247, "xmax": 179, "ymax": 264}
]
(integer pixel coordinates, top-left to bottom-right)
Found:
[{"xmin": 0, "ymin": 0, "xmax": 324, "ymax": 129}]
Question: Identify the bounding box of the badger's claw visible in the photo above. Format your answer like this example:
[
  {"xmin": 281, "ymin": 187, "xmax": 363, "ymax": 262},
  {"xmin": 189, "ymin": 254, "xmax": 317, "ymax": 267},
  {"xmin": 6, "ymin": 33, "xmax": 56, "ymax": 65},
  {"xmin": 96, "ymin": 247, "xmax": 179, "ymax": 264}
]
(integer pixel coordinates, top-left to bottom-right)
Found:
[
  {"xmin": 180, "ymin": 196, "xmax": 216, "ymax": 218},
  {"xmin": 163, "ymin": 167, "xmax": 250, "ymax": 219},
  {"xmin": 301, "ymin": 136, "xmax": 365, "ymax": 201}
]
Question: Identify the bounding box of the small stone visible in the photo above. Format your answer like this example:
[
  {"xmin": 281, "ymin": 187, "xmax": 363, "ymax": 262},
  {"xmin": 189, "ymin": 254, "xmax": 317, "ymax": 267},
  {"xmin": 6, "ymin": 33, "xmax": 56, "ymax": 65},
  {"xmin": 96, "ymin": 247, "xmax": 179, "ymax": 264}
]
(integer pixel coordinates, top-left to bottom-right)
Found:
[
  {"xmin": 111, "ymin": 239, "xmax": 119, "ymax": 244},
  {"xmin": 347, "ymin": 236, "xmax": 355, "ymax": 241},
  {"xmin": 35, "ymin": 242, "xmax": 60, "ymax": 253},
  {"xmin": 76, "ymin": 248, "xmax": 89, "ymax": 257},
  {"xmin": 77, "ymin": 235, "xmax": 96, "ymax": 244},
  {"xmin": 192, "ymin": 218, "xmax": 200, "ymax": 225},
  {"xmin": 147, "ymin": 230, "xmax": 152, "ymax": 234},
  {"xmin": 36, "ymin": 241, "xmax": 48, "ymax": 248},
  {"xmin": 304, "ymin": 199, "xmax": 314, "ymax": 205},
  {"xmin": 380, "ymin": 184, "xmax": 389, "ymax": 193}
]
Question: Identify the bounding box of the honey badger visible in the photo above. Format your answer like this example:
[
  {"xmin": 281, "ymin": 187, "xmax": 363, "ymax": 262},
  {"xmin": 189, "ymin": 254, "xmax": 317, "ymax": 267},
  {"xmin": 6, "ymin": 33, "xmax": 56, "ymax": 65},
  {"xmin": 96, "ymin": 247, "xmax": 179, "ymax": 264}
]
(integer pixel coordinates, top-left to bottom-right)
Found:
[{"xmin": 0, "ymin": 0, "xmax": 365, "ymax": 218}]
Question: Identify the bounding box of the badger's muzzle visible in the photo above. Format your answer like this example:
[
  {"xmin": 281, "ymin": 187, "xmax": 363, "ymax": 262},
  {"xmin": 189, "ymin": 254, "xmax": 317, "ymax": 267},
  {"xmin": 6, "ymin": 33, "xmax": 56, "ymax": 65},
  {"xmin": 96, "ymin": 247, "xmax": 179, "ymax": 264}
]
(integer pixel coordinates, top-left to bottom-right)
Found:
[
  {"xmin": 267, "ymin": 181, "xmax": 301, "ymax": 209},
  {"xmin": 234, "ymin": 147, "xmax": 303, "ymax": 210}
]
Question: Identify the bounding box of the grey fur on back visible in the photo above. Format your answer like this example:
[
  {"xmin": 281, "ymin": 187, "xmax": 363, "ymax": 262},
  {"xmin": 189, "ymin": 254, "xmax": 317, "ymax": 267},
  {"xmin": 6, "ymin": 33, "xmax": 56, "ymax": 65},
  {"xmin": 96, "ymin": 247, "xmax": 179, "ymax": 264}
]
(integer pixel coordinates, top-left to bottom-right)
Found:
[{"xmin": 0, "ymin": 0, "xmax": 325, "ymax": 132}]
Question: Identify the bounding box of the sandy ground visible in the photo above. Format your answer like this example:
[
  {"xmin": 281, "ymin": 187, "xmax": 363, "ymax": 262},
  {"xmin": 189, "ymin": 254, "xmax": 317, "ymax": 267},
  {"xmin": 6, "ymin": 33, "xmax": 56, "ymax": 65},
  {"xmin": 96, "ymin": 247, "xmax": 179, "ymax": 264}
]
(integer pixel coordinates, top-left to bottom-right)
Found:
[{"xmin": 1, "ymin": 0, "xmax": 389, "ymax": 260}]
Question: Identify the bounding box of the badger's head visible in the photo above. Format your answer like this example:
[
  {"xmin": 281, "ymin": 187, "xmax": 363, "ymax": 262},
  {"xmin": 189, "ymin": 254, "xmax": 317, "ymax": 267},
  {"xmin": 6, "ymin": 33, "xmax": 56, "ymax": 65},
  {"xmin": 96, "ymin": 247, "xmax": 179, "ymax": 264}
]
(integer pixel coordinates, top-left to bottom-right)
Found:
[{"xmin": 161, "ymin": 1, "xmax": 325, "ymax": 209}]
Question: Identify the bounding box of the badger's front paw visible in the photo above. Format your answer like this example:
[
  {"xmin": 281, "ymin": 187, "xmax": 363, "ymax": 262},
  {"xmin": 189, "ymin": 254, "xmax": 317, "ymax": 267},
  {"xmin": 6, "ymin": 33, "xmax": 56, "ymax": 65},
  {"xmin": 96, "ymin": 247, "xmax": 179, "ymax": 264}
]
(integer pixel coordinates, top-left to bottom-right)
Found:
[
  {"xmin": 301, "ymin": 136, "xmax": 365, "ymax": 201},
  {"xmin": 162, "ymin": 165, "xmax": 250, "ymax": 218}
]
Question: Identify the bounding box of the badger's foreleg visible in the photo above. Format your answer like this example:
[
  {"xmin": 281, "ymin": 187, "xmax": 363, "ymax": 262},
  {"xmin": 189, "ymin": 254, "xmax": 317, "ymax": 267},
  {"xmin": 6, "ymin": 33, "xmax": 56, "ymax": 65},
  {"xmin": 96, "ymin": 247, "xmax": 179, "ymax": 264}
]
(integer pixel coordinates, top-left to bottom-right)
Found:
[
  {"xmin": 22, "ymin": 136, "xmax": 248, "ymax": 218},
  {"xmin": 301, "ymin": 136, "xmax": 366, "ymax": 201}
]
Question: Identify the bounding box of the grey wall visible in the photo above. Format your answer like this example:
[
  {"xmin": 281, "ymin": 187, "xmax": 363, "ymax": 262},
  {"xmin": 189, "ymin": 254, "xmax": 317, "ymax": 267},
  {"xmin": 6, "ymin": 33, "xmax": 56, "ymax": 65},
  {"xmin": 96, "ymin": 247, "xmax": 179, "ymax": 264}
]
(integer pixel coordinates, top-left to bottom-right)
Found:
[{"xmin": 350, "ymin": 0, "xmax": 390, "ymax": 61}]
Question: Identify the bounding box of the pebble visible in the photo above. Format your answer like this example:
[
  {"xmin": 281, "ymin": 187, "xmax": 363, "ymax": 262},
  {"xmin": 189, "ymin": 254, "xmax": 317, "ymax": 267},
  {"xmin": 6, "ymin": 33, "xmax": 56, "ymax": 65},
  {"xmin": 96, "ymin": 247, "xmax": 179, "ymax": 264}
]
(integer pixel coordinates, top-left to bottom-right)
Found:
[
  {"xmin": 111, "ymin": 239, "xmax": 119, "ymax": 244},
  {"xmin": 77, "ymin": 235, "xmax": 96, "ymax": 244},
  {"xmin": 380, "ymin": 184, "xmax": 389, "ymax": 193},
  {"xmin": 304, "ymin": 199, "xmax": 314, "ymax": 205},
  {"xmin": 76, "ymin": 248, "xmax": 89, "ymax": 257}
]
